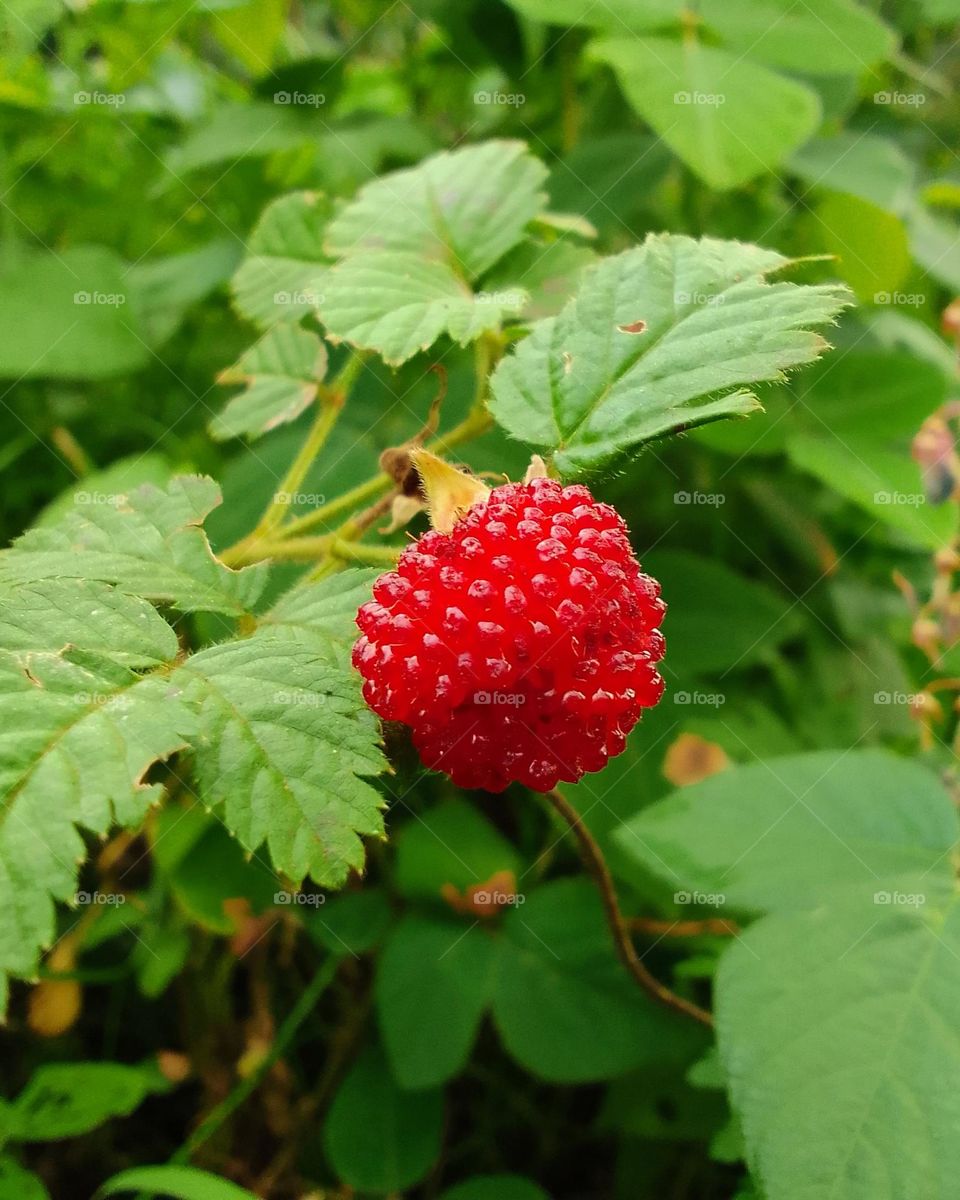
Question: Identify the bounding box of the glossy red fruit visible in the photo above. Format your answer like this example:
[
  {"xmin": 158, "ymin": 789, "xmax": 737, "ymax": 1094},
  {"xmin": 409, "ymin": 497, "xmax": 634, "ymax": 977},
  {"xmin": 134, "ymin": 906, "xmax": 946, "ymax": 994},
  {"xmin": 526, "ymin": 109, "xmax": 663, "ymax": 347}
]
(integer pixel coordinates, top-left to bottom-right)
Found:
[{"xmin": 352, "ymin": 477, "xmax": 665, "ymax": 792}]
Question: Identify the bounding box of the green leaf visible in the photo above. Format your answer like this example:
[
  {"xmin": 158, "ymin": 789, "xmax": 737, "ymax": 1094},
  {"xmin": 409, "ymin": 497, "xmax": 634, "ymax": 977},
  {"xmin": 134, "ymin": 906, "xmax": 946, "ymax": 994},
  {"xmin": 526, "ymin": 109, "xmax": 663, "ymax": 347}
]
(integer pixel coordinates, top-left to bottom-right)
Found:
[
  {"xmin": 785, "ymin": 351, "xmax": 955, "ymax": 549},
  {"xmin": 717, "ymin": 898, "xmax": 960, "ymax": 1200},
  {"xmin": 168, "ymin": 822, "xmax": 277, "ymax": 933},
  {"xmin": 696, "ymin": 0, "xmax": 896, "ymax": 75},
  {"xmin": 261, "ymin": 569, "xmax": 377, "ymax": 643},
  {"xmin": 615, "ymin": 750, "xmax": 958, "ymax": 914},
  {"xmin": 96, "ymin": 1164, "xmax": 257, "ymax": 1200},
  {"xmin": 590, "ymin": 38, "xmax": 821, "ymax": 190},
  {"xmin": 503, "ymin": 0, "xmax": 681, "ymax": 29},
  {"xmin": 815, "ymin": 193, "xmax": 910, "ymax": 300},
  {"xmin": 0, "ymin": 579, "xmax": 177, "ymax": 666},
  {"xmin": 319, "ymin": 252, "xmax": 523, "ymax": 366},
  {"xmin": 0, "ymin": 477, "xmax": 267, "ymax": 616},
  {"xmin": 483, "ymin": 237, "xmax": 597, "ymax": 320},
  {"xmin": 0, "ymin": 646, "xmax": 194, "ymax": 998},
  {"xmin": 324, "ymin": 1045, "xmax": 444, "ymax": 1194},
  {"xmin": 376, "ymin": 916, "xmax": 499, "ymax": 1087},
  {"xmin": 440, "ymin": 1177, "xmax": 549, "ymax": 1200},
  {"xmin": 324, "ymin": 140, "xmax": 548, "ymax": 279},
  {"xmin": 176, "ymin": 628, "xmax": 385, "ymax": 888},
  {"xmin": 0, "ymin": 246, "xmax": 150, "ymax": 380},
  {"xmin": 0, "ymin": 1157, "xmax": 49, "ymax": 1200},
  {"xmin": 231, "ymin": 190, "xmax": 331, "ymax": 328},
  {"xmin": 649, "ymin": 551, "xmax": 802, "ymax": 678},
  {"xmin": 491, "ymin": 879, "xmax": 693, "ymax": 1082},
  {"xmin": 8, "ymin": 1062, "xmax": 167, "ymax": 1141},
  {"xmin": 789, "ymin": 134, "xmax": 916, "ymax": 214},
  {"xmin": 489, "ymin": 234, "xmax": 850, "ymax": 477},
  {"xmin": 394, "ymin": 798, "xmax": 521, "ymax": 904},
  {"xmin": 304, "ymin": 888, "xmax": 392, "ymax": 956},
  {"xmin": 212, "ymin": 326, "xmax": 328, "ymax": 441}
]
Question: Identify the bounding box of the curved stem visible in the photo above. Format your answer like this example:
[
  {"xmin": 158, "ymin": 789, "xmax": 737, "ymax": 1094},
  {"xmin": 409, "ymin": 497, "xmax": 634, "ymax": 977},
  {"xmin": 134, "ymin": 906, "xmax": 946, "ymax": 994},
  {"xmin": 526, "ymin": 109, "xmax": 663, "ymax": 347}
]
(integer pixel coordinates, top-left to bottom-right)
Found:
[
  {"xmin": 543, "ymin": 788, "xmax": 713, "ymax": 1028},
  {"xmin": 172, "ymin": 954, "xmax": 342, "ymax": 1163}
]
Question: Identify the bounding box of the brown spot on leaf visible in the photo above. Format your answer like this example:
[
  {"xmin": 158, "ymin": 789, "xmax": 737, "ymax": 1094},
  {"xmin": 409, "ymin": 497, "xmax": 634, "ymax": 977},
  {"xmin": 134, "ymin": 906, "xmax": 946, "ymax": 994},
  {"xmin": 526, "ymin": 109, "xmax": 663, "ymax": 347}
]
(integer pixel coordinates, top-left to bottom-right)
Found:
[
  {"xmin": 617, "ymin": 319, "xmax": 647, "ymax": 334},
  {"xmin": 663, "ymin": 733, "xmax": 730, "ymax": 787}
]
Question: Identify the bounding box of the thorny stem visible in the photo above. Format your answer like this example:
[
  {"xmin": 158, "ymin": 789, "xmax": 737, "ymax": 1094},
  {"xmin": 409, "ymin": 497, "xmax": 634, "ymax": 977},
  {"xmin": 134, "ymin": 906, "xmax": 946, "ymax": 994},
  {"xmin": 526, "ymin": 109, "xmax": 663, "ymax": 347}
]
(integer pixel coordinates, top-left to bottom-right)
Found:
[
  {"xmin": 543, "ymin": 788, "xmax": 714, "ymax": 1028},
  {"xmin": 172, "ymin": 954, "xmax": 342, "ymax": 1164}
]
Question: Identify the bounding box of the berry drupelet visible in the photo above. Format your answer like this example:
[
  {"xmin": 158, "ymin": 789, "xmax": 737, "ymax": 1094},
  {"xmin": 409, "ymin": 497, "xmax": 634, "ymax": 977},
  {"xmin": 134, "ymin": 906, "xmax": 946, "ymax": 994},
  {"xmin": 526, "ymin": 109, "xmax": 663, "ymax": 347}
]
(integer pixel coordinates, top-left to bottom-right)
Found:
[{"xmin": 352, "ymin": 477, "xmax": 665, "ymax": 793}]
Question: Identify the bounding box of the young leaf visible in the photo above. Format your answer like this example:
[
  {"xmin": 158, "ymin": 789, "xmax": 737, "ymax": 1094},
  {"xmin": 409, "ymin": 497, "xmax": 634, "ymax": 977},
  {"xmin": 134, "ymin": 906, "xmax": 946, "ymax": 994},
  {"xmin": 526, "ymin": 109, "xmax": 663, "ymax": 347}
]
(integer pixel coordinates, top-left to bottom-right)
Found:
[
  {"xmin": 176, "ymin": 627, "xmax": 385, "ymax": 888},
  {"xmin": 319, "ymin": 251, "xmax": 524, "ymax": 366},
  {"xmin": 323, "ymin": 140, "xmax": 548, "ymax": 278},
  {"xmin": 488, "ymin": 234, "xmax": 851, "ymax": 477},
  {"xmin": 0, "ymin": 477, "xmax": 267, "ymax": 616},
  {"xmin": 212, "ymin": 326, "xmax": 328, "ymax": 441},
  {"xmin": 231, "ymin": 190, "xmax": 331, "ymax": 328},
  {"xmin": 590, "ymin": 38, "xmax": 821, "ymax": 190}
]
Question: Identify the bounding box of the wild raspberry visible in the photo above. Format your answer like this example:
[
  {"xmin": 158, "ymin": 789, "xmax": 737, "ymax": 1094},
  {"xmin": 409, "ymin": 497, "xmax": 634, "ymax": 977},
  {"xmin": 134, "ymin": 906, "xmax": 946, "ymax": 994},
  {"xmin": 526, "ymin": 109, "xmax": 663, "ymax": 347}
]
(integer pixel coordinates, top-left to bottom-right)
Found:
[{"xmin": 352, "ymin": 477, "xmax": 665, "ymax": 793}]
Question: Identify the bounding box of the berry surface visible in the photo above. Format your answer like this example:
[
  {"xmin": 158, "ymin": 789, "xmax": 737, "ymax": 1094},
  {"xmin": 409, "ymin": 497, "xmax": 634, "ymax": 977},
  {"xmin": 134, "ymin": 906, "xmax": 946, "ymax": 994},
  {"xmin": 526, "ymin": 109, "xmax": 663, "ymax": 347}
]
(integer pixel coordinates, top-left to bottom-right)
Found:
[{"xmin": 352, "ymin": 477, "xmax": 665, "ymax": 792}]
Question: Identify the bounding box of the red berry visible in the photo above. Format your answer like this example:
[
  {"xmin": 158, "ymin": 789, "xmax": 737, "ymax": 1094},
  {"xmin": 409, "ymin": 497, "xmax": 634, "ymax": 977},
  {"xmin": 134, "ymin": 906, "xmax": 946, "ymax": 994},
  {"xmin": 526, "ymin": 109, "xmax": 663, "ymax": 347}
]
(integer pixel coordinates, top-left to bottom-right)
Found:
[{"xmin": 352, "ymin": 477, "xmax": 665, "ymax": 793}]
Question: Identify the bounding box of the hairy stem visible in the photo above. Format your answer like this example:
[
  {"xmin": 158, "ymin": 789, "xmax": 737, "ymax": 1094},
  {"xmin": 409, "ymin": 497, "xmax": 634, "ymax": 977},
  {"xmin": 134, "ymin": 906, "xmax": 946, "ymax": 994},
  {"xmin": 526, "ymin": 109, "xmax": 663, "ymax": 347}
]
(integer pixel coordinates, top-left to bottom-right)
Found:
[
  {"xmin": 329, "ymin": 537, "xmax": 402, "ymax": 566},
  {"xmin": 543, "ymin": 788, "xmax": 713, "ymax": 1028},
  {"xmin": 173, "ymin": 954, "xmax": 342, "ymax": 1164}
]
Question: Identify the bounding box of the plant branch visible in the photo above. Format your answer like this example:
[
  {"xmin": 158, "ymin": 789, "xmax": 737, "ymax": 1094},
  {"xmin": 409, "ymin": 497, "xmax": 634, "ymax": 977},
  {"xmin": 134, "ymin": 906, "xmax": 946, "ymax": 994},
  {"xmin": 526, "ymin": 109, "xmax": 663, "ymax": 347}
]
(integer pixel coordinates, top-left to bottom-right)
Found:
[
  {"xmin": 631, "ymin": 915, "xmax": 739, "ymax": 938},
  {"xmin": 543, "ymin": 788, "xmax": 713, "ymax": 1028},
  {"xmin": 172, "ymin": 954, "xmax": 342, "ymax": 1164}
]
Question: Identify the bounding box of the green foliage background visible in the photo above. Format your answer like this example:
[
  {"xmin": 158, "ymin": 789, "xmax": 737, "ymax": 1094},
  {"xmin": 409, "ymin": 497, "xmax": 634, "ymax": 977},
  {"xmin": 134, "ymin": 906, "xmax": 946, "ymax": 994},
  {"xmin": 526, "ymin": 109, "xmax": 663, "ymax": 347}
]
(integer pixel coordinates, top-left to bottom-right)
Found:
[{"xmin": 1, "ymin": 1, "xmax": 960, "ymax": 1198}]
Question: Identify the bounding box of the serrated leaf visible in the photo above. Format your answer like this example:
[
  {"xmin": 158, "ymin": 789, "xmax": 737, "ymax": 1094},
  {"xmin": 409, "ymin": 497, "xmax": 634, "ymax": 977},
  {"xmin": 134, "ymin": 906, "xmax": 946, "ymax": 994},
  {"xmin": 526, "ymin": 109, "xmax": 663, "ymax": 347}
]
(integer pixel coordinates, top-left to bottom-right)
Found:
[
  {"xmin": 261, "ymin": 569, "xmax": 377, "ymax": 643},
  {"xmin": 718, "ymin": 899, "xmax": 960, "ymax": 1200},
  {"xmin": 231, "ymin": 190, "xmax": 331, "ymax": 328},
  {"xmin": 213, "ymin": 326, "xmax": 328, "ymax": 441},
  {"xmin": 488, "ymin": 234, "xmax": 851, "ymax": 477},
  {"xmin": 615, "ymin": 750, "xmax": 958, "ymax": 914},
  {"xmin": 0, "ymin": 477, "xmax": 267, "ymax": 616},
  {"xmin": 319, "ymin": 251, "xmax": 524, "ymax": 366},
  {"xmin": 324, "ymin": 140, "xmax": 548, "ymax": 279},
  {"xmin": 0, "ymin": 647, "xmax": 195, "ymax": 996},
  {"xmin": 176, "ymin": 628, "xmax": 385, "ymax": 887},
  {"xmin": 590, "ymin": 38, "xmax": 821, "ymax": 190},
  {"xmin": 0, "ymin": 579, "xmax": 177, "ymax": 666}
]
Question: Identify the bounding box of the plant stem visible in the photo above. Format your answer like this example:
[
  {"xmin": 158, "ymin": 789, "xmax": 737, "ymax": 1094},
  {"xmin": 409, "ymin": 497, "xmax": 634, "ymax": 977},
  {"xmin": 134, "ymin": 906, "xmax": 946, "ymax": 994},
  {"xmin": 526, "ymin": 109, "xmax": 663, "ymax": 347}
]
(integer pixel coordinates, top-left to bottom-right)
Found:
[
  {"xmin": 631, "ymin": 915, "xmax": 739, "ymax": 938},
  {"xmin": 543, "ymin": 788, "xmax": 713, "ymax": 1028},
  {"xmin": 329, "ymin": 537, "xmax": 402, "ymax": 566},
  {"xmin": 278, "ymin": 406, "xmax": 494, "ymax": 541},
  {"xmin": 172, "ymin": 954, "xmax": 342, "ymax": 1164}
]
